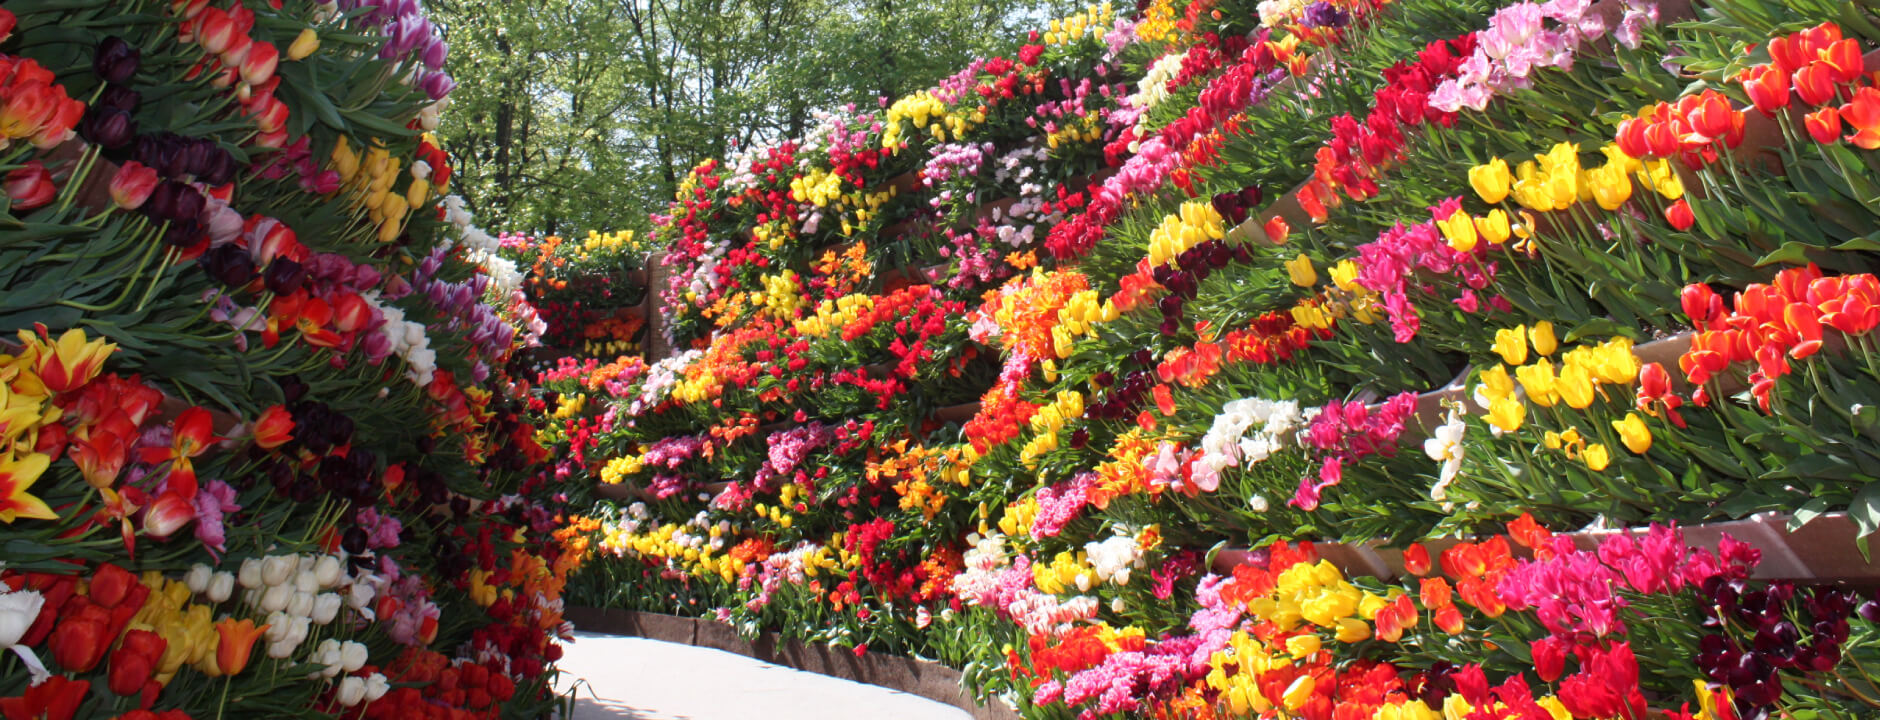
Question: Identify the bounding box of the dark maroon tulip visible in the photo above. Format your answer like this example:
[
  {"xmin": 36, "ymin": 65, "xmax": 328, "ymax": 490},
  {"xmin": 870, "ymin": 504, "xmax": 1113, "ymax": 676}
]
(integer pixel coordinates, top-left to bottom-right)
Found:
[{"xmin": 94, "ymin": 36, "xmax": 141, "ymax": 84}]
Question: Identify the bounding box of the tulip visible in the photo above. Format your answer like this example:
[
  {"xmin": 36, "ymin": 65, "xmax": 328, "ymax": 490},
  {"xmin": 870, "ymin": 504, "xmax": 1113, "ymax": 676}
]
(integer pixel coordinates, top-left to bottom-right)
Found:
[
  {"xmin": 80, "ymin": 106, "xmax": 136, "ymax": 149},
  {"xmin": 107, "ymin": 630, "xmax": 164, "ymax": 696},
  {"xmin": 1402, "ymin": 543, "xmax": 1431, "ymax": 576},
  {"xmin": 90, "ymin": 562, "xmax": 138, "ymax": 609},
  {"xmin": 1822, "ymin": 38, "xmax": 1864, "ymax": 83},
  {"xmin": 1532, "ymin": 636, "xmax": 1568, "ymax": 682},
  {"xmin": 1840, "ymin": 87, "xmax": 1880, "ymax": 149},
  {"xmin": 93, "ymin": 36, "xmax": 142, "ymax": 84},
  {"xmin": 287, "ymin": 29, "xmax": 321, "ymax": 61},
  {"xmin": 264, "ymin": 258, "xmax": 305, "ymax": 295},
  {"xmin": 109, "ymin": 161, "xmax": 159, "ymax": 210},
  {"xmin": 1582, "ymin": 443, "xmax": 1611, "ymax": 471},
  {"xmin": 240, "ymin": 41, "xmax": 279, "ymax": 86},
  {"xmin": 0, "ymin": 9, "xmax": 13, "ymax": 43},
  {"xmin": 1469, "ymin": 158, "xmax": 1510, "ymax": 204},
  {"xmin": 195, "ymin": 8, "xmax": 238, "ymax": 55},
  {"xmin": 1437, "ymin": 209, "xmax": 1477, "ymax": 252},
  {"xmin": 1806, "ymin": 106, "xmax": 1843, "ymax": 144},
  {"xmin": 1613, "ymin": 412, "xmax": 1653, "ymax": 454},
  {"xmin": 1492, "ymin": 326, "xmax": 1528, "ymax": 366},
  {"xmin": 0, "ymin": 675, "xmax": 89, "ymax": 720},
  {"xmin": 199, "ymin": 243, "xmax": 256, "ymax": 287},
  {"xmin": 1556, "ymin": 363, "xmax": 1596, "ymax": 409},
  {"xmin": 143, "ymin": 491, "xmax": 196, "ymax": 538},
  {"xmin": 1664, "ymin": 198, "xmax": 1695, "ymax": 231},
  {"xmin": 27, "ymin": 325, "xmax": 116, "ymax": 394},
  {"xmin": 1472, "ymin": 209, "xmax": 1510, "ymax": 246},
  {"xmin": 5, "ymin": 162, "xmax": 56, "ymax": 212},
  {"xmin": 1529, "ymin": 321, "xmax": 1557, "ymax": 356},
  {"xmin": 1686, "ymin": 91, "xmax": 1739, "ymax": 141},
  {"xmin": 252, "ymin": 405, "xmax": 295, "ymax": 449},
  {"xmin": 1284, "ymin": 254, "xmax": 1316, "ymax": 287},
  {"xmin": 212, "ymin": 618, "xmax": 268, "ymax": 676},
  {"xmin": 1740, "ymin": 65, "xmax": 1790, "ymax": 116},
  {"xmin": 100, "ymin": 85, "xmax": 141, "ymax": 113},
  {"xmin": 1793, "ymin": 62, "xmax": 1840, "ymax": 106},
  {"xmin": 49, "ymin": 612, "xmax": 108, "ymax": 673}
]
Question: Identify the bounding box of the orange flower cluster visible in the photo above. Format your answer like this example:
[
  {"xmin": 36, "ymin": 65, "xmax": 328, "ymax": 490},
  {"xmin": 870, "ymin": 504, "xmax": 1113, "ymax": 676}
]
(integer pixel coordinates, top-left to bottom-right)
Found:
[
  {"xmin": 0, "ymin": 53, "xmax": 85, "ymax": 149},
  {"xmin": 970, "ymin": 270, "xmax": 1092, "ymax": 362}
]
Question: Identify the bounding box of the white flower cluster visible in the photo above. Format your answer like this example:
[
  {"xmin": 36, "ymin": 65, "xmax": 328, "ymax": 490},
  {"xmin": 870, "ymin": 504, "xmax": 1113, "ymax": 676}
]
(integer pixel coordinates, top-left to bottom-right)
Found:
[
  {"xmin": 633, "ymin": 349, "xmax": 701, "ymax": 415},
  {"xmin": 1422, "ymin": 411, "xmax": 1466, "ymax": 501},
  {"xmin": 221, "ymin": 554, "xmax": 375, "ymax": 661},
  {"xmin": 951, "ymin": 532, "xmax": 1011, "ymax": 607},
  {"xmin": 1129, "ymin": 52, "xmax": 1187, "ymax": 110},
  {"xmin": 1257, "ymin": 0, "xmax": 1309, "ymax": 27},
  {"xmin": 372, "ymin": 299, "xmax": 438, "ymax": 386},
  {"xmin": 1083, "ymin": 533, "xmax": 1145, "ymax": 586},
  {"xmin": 311, "ymin": 639, "xmax": 390, "ymax": 706},
  {"xmin": 1189, "ymin": 397, "xmax": 1304, "ymax": 493},
  {"xmin": 439, "ymin": 194, "xmax": 500, "ymax": 256}
]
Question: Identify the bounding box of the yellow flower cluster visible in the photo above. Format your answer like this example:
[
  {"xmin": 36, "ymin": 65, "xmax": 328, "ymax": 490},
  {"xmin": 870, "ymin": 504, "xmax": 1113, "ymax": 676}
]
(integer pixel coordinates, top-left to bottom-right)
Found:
[
  {"xmin": 132, "ymin": 573, "xmax": 220, "ymax": 684},
  {"xmin": 1372, "ymin": 695, "xmax": 1571, "ymax": 720},
  {"xmin": 1470, "ymin": 142, "xmax": 1684, "ymax": 214},
  {"xmin": 1052, "ymin": 289, "xmax": 1116, "ymax": 359},
  {"xmin": 1045, "ymin": 114, "xmax": 1103, "ymax": 150},
  {"xmin": 1020, "ymin": 390, "xmax": 1084, "ymax": 468},
  {"xmin": 1134, "ymin": 0, "xmax": 1180, "ymax": 44},
  {"xmin": 789, "ymin": 168, "xmax": 847, "ymax": 208},
  {"xmin": 331, "ymin": 135, "xmax": 438, "ymax": 243},
  {"xmin": 757, "ymin": 270, "xmax": 804, "ymax": 319},
  {"xmin": 882, "ymin": 91, "xmax": 982, "ymax": 150},
  {"xmin": 1032, "ymin": 549, "xmax": 1099, "ymax": 594},
  {"xmin": 1147, "ymin": 200, "xmax": 1225, "ymax": 267},
  {"xmin": 795, "ymin": 293, "xmax": 875, "ymax": 338},
  {"xmin": 579, "ymin": 229, "xmax": 638, "ymax": 257},
  {"xmin": 1477, "ymin": 327, "xmax": 1646, "ymax": 468},
  {"xmin": 996, "ymin": 496, "xmax": 1040, "ymax": 540},
  {"xmin": 551, "ymin": 393, "xmax": 586, "ymax": 419},
  {"xmin": 1205, "ymin": 562, "xmax": 1393, "ymax": 714},
  {"xmin": 1288, "ymin": 260, "xmax": 1382, "ymax": 330},
  {"xmin": 599, "ymin": 453, "xmax": 645, "ymax": 485},
  {"xmin": 1043, "ymin": 3, "xmax": 1116, "ymax": 45}
]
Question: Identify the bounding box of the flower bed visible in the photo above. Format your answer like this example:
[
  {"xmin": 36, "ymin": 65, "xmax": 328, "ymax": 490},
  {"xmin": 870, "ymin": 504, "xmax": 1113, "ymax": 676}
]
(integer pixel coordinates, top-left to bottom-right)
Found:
[
  {"xmin": 0, "ymin": 1, "xmax": 578, "ymax": 718},
  {"xmin": 528, "ymin": 0, "xmax": 1880, "ymax": 717}
]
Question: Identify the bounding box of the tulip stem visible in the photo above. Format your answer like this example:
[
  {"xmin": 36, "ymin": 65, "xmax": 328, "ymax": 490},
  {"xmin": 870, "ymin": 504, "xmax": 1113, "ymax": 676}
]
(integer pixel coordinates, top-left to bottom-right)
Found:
[
  {"xmin": 57, "ymin": 236, "xmax": 161, "ymax": 313},
  {"xmin": 134, "ymin": 248, "xmax": 180, "ymax": 313},
  {"xmin": 53, "ymin": 144, "xmax": 102, "ymax": 217}
]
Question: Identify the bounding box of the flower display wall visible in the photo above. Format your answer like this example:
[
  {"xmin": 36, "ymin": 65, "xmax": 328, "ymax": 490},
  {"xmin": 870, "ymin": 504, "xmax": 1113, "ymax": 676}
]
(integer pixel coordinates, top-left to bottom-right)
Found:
[
  {"xmin": 0, "ymin": 1, "xmax": 580, "ymax": 718},
  {"xmin": 537, "ymin": 0, "xmax": 1880, "ymax": 717}
]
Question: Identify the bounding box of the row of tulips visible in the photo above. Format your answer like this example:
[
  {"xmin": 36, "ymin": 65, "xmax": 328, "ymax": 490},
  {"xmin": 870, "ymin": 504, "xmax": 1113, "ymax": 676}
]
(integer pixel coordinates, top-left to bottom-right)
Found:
[{"xmin": 2, "ymin": 0, "xmax": 580, "ymax": 718}]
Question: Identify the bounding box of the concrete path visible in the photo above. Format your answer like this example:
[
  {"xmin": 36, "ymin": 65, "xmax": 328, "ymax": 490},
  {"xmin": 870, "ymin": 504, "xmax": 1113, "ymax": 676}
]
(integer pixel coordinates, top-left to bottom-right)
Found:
[{"xmin": 556, "ymin": 632, "xmax": 974, "ymax": 720}]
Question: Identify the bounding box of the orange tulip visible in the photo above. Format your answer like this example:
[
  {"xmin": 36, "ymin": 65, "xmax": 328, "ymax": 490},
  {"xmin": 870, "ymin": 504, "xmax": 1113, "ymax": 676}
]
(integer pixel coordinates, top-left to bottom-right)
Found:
[
  {"xmin": 251, "ymin": 405, "xmax": 295, "ymax": 449},
  {"xmin": 1739, "ymin": 65, "xmax": 1790, "ymax": 116},
  {"xmin": 1793, "ymin": 61, "xmax": 1840, "ymax": 106},
  {"xmin": 213, "ymin": 618, "xmax": 269, "ymax": 676},
  {"xmin": 1805, "ymin": 106, "xmax": 1842, "ymax": 144},
  {"xmin": 109, "ymin": 161, "xmax": 159, "ymax": 210},
  {"xmin": 1840, "ymin": 87, "xmax": 1880, "ymax": 149},
  {"xmin": 1401, "ymin": 543, "xmax": 1431, "ymax": 576}
]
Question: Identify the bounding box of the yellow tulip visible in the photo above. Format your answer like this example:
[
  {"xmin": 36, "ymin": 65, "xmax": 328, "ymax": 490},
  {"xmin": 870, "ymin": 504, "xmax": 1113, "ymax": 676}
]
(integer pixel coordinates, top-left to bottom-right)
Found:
[
  {"xmin": 1587, "ymin": 162, "xmax": 1632, "ymax": 211},
  {"xmin": 1438, "ymin": 209, "xmax": 1478, "ymax": 252},
  {"xmin": 1475, "ymin": 209, "xmax": 1511, "ymax": 245},
  {"xmin": 1286, "ymin": 253, "xmax": 1318, "ymax": 287},
  {"xmin": 1487, "ymin": 396, "xmax": 1525, "ymax": 434},
  {"xmin": 287, "ymin": 29, "xmax": 321, "ymax": 61},
  {"xmin": 1329, "ymin": 260, "xmax": 1361, "ymax": 292},
  {"xmin": 1556, "ymin": 362, "xmax": 1596, "ymax": 409},
  {"xmin": 1529, "ymin": 321, "xmax": 1558, "ymax": 356},
  {"xmin": 1476, "ymin": 364, "xmax": 1515, "ymax": 402},
  {"xmin": 1516, "ymin": 359, "xmax": 1559, "ymax": 407},
  {"xmin": 1613, "ymin": 412, "xmax": 1653, "ymax": 454},
  {"xmin": 1583, "ymin": 443, "xmax": 1611, "ymax": 471},
  {"xmin": 1285, "ymin": 634, "xmax": 1322, "ymax": 658},
  {"xmin": 1282, "ymin": 675, "xmax": 1316, "ymax": 711},
  {"xmin": 1334, "ymin": 617, "xmax": 1372, "ymax": 643},
  {"xmin": 1469, "ymin": 158, "xmax": 1511, "ymax": 204},
  {"xmin": 1493, "ymin": 326, "xmax": 1529, "ymax": 366}
]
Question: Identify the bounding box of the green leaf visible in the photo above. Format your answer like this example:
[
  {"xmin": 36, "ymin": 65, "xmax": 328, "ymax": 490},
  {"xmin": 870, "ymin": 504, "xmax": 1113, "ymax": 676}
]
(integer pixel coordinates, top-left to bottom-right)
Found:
[
  {"xmin": 1753, "ymin": 241, "xmax": 1816, "ymax": 267},
  {"xmin": 1851, "ymin": 482, "xmax": 1880, "ymax": 540}
]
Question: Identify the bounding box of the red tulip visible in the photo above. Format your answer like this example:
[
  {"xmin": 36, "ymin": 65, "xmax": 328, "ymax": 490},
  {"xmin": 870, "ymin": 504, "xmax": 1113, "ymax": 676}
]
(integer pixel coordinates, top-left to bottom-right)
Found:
[
  {"xmin": 107, "ymin": 630, "xmax": 164, "ymax": 697},
  {"xmin": 240, "ymin": 41, "xmax": 279, "ymax": 86},
  {"xmin": 1794, "ymin": 61, "xmax": 1840, "ymax": 106},
  {"xmin": 1615, "ymin": 117, "xmax": 1651, "ymax": 159},
  {"xmin": 1841, "ymin": 87, "xmax": 1880, "ymax": 149},
  {"xmin": 4, "ymin": 162, "xmax": 55, "ymax": 212},
  {"xmin": 1769, "ymin": 33, "xmax": 1809, "ymax": 75},
  {"xmin": 195, "ymin": 7, "xmax": 237, "ymax": 55},
  {"xmin": 0, "ymin": 9, "xmax": 13, "ymax": 43},
  {"xmin": 49, "ymin": 608, "xmax": 108, "ymax": 673},
  {"xmin": 1821, "ymin": 38, "xmax": 1865, "ymax": 84},
  {"xmin": 89, "ymin": 562, "xmax": 137, "ymax": 609},
  {"xmin": 0, "ymin": 675, "xmax": 90, "ymax": 720},
  {"xmin": 1686, "ymin": 90, "xmax": 1739, "ymax": 142},
  {"xmin": 142, "ymin": 490, "xmax": 196, "ymax": 539},
  {"xmin": 1740, "ymin": 65, "xmax": 1791, "ymax": 115},
  {"xmin": 109, "ymin": 161, "xmax": 159, "ymax": 210},
  {"xmin": 1402, "ymin": 543, "xmax": 1431, "ymax": 576},
  {"xmin": 1643, "ymin": 120, "xmax": 1680, "ymax": 158},
  {"xmin": 330, "ymin": 292, "xmax": 373, "ymax": 333},
  {"xmin": 1681, "ymin": 283, "xmax": 1724, "ymax": 327},
  {"xmin": 1786, "ymin": 302, "xmax": 1824, "ymax": 358},
  {"xmin": 1805, "ymin": 106, "xmax": 1843, "ymax": 144},
  {"xmin": 1532, "ymin": 636, "xmax": 1568, "ymax": 682},
  {"xmin": 1665, "ymin": 198, "xmax": 1695, "ymax": 231}
]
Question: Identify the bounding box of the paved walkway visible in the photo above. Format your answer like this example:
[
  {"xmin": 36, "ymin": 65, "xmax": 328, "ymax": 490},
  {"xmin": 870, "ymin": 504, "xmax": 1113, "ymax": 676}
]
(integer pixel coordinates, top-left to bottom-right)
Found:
[{"xmin": 556, "ymin": 632, "xmax": 974, "ymax": 720}]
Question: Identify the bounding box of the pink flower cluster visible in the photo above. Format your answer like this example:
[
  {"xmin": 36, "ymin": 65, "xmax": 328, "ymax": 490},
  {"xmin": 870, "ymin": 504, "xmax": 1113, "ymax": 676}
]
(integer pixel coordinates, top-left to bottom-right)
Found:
[
  {"xmin": 1030, "ymin": 473, "xmax": 1096, "ymax": 540},
  {"xmin": 1353, "ymin": 200, "xmax": 1502, "ymax": 343},
  {"xmin": 1496, "ymin": 524, "xmax": 1761, "ymax": 639},
  {"xmin": 1431, "ymin": 0, "xmax": 1660, "ymax": 112},
  {"xmin": 1291, "ymin": 392, "xmax": 1417, "ymax": 510}
]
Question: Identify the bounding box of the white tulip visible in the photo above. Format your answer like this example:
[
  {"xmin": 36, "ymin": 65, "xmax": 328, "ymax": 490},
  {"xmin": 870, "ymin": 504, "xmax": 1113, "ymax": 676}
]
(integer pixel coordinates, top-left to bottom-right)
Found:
[
  {"xmin": 207, "ymin": 572, "xmax": 236, "ymax": 603},
  {"xmin": 238, "ymin": 558, "xmax": 264, "ymax": 589},
  {"xmin": 314, "ymin": 556, "xmax": 343, "ymax": 588},
  {"xmin": 364, "ymin": 672, "xmax": 390, "ymax": 702},
  {"xmin": 311, "ymin": 593, "xmax": 342, "ymax": 625},
  {"xmin": 337, "ymin": 676, "xmax": 367, "ymax": 706},
  {"xmin": 265, "ymin": 611, "xmax": 292, "ymax": 642},
  {"xmin": 260, "ymin": 584, "xmax": 292, "ymax": 613},
  {"xmin": 339, "ymin": 641, "xmax": 368, "ymax": 673},
  {"xmin": 184, "ymin": 565, "xmax": 213, "ymax": 594},
  {"xmin": 296, "ymin": 569, "xmax": 320, "ymax": 594},
  {"xmin": 261, "ymin": 556, "xmax": 297, "ymax": 587},
  {"xmin": 288, "ymin": 591, "xmax": 315, "ymax": 619}
]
